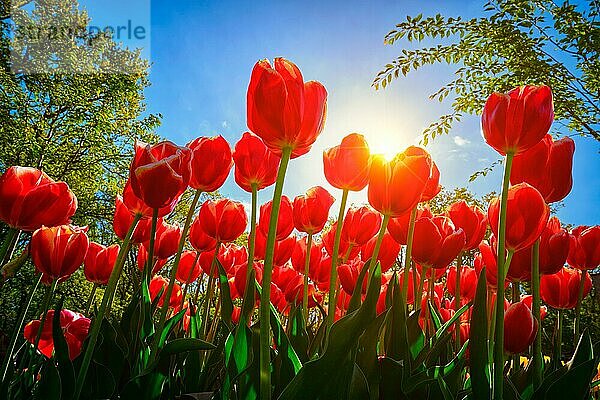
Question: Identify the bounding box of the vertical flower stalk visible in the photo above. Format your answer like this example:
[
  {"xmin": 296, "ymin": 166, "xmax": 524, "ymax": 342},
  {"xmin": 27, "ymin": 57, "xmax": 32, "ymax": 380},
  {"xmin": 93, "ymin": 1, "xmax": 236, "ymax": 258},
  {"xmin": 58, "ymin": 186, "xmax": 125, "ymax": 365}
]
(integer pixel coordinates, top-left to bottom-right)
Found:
[
  {"xmin": 75, "ymin": 213, "xmax": 141, "ymax": 400},
  {"xmin": 454, "ymin": 252, "xmax": 463, "ymax": 351},
  {"xmin": 259, "ymin": 146, "xmax": 292, "ymax": 399},
  {"xmin": 402, "ymin": 207, "xmax": 418, "ymax": 311},
  {"xmin": 302, "ymin": 233, "xmax": 313, "ymax": 320},
  {"xmin": 555, "ymin": 309, "xmax": 563, "ymax": 367},
  {"xmin": 326, "ymin": 188, "xmax": 348, "ymax": 327},
  {"xmin": 369, "ymin": 214, "xmax": 390, "ymax": 279},
  {"xmin": 574, "ymin": 270, "xmax": 587, "ymax": 340},
  {"xmin": 246, "ymin": 184, "xmax": 259, "ymax": 280},
  {"xmin": 531, "ymin": 239, "xmax": 543, "ymax": 388}
]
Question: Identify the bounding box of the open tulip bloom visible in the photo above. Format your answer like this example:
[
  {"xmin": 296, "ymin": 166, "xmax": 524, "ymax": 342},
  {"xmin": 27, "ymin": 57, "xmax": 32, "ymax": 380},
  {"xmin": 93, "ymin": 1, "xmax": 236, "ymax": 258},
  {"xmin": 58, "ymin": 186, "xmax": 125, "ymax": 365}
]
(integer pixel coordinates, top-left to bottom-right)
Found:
[{"xmin": 2, "ymin": 61, "xmax": 599, "ymax": 400}]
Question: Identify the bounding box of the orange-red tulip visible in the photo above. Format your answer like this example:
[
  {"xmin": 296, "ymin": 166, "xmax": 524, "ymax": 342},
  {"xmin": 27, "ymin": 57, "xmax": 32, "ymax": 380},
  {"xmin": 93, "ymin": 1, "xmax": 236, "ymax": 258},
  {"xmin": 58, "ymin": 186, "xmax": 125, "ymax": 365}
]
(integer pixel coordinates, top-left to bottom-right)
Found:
[
  {"xmin": 292, "ymin": 186, "xmax": 335, "ymax": 234},
  {"xmin": 341, "ymin": 206, "xmax": 382, "ymax": 247},
  {"xmin": 475, "ymin": 241, "xmax": 508, "ymax": 291},
  {"xmin": 128, "ymin": 141, "xmax": 192, "ymax": 209},
  {"xmin": 446, "ymin": 265, "xmax": 477, "ymax": 302},
  {"xmin": 412, "ymin": 215, "xmax": 465, "ymax": 269},
  {"xmin": 189, "ymin": 215, "xmax": 217, "ymax": 252},
  {"xmin": 149, "ymin": 276, "xmax": 183, "ymax": 309},
  {"xmin": 175, "ymin": 250, "xmax": 201, "ymax": 283},
  {"xmin": 538, "ymin": 217, "xmax": 570, "ymax": 275},
  {"xmin": 338, "ymin": 257, "xmax": 366, "ymax": 296},
  {"xmin": 504, "ymin": 301, "xmax": 537, "ymax": 354},
  {"xmin": 233, "ymin": 132, "xmax": 280, "ymax": 192},
  {"xmin": 187, "ymin": 135, "xmax": 233, "ymax": 192},
  {"xmin": 143, "ymin": 219, "xmax": 181, "ymax": 260},
  {"xmin": 259, "ymin": 196, "xmax": 294, "ymax": 240},
  {"xmin": 322, "ymin": 222, "xmax": 361, "ymax": 261},
  {"xmin": 199, "ymin": 199, "xmax": 247, "ymax": 243},
  {"xmin": 247, "ymin": 57, "xmax": 328, "ymax": 159},
  {"xmin": 121, "ymin": 180, "xmax": 175, "ymax": 219},
  {"xmin": 23, "ymin": 309, "xmax": 90, "ymax": 360},
  {"xmin": 137, "ymin": 245, "xmax": 168, "ymax": 275},
  {"xmin": 113, "ymin": 195, "xmax": 151, "ymax": 244},
  {"xmin": 361, "ymin": 232, "xmax": 400, "ymax": 272},
  {"xmin": 567, "ymin": 225, "xmax": 600, "ymax": 270},
  {"xmin": 84, "ymin": 242, "xmax": 119, "ymax": 286},
  {"xmin": 521, "ymin": 294, "xmax": 548, "ymax": 320},
  {"xmin": 481, "ymin": 85, "xmax": 554, "ymax": 155},
  {"xmin": 487, "ymin": 183, "xmax": 550, "ymax": 252},
  {"xmin": 540, "ymin": 267, "xmax": 592, "ymax": 310},
  {"xmin": 323, "ymin": 133, "xmax": 371, "ymax": 191},
  {"xmin": 387, "ymin": 205, "xmax": 433, "ymax": 245},
  {"xmin": 446, "ymin": 200, "xmax": 487, "ymax": 251},
  {"xmin": 0, "ymin": 166, "xmax": 77, "ymax": 231},
  {"xmin": 30, "ymin": 225, "xmax": 89, "ymax": 283},
  {"xmin": 510, "ymin": 134, "xmax": 575, "ymax": 203},
  {"xmin": 405, "ymin": 146, "xmax": 441, "ymax": 202},
  {"xmin": 291, "ymin": 237, "xmax": 323, "ymax": 272},
  {"xmin": 367, "ymin": 147, "xmax": 432, "ymax": 217}
]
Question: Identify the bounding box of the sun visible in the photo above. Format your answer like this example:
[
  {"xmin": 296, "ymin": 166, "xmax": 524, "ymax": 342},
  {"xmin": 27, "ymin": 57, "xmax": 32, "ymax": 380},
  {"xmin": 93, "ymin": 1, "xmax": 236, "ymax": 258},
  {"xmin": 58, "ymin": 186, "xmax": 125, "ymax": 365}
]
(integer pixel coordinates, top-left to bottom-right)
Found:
[{"xmin": 367, "ymin": 131, "xmax": 409, "ymax": 161}]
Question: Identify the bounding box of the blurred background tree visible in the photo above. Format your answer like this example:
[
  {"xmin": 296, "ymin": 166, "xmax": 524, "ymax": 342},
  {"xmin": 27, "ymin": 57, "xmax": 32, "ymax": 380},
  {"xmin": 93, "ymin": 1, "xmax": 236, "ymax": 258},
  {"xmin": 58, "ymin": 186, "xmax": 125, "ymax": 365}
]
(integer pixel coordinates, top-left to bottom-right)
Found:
[{"xmin": 374, "ymin": 0, "xmax": 599, "ymax": 145}]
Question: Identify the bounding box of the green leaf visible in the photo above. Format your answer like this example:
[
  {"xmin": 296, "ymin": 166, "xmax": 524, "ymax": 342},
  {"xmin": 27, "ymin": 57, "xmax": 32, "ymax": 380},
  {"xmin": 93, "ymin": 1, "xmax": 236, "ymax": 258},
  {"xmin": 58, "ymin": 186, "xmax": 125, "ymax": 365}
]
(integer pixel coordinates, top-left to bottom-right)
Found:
[
  {"xmin": 158, "ymin": 307, "xmax": 186, "ymax": 349},
  {"xmin": 216, "ymin": 259, "xmax": 234, "ymax": 328},
  {"xmin": 33, "ymin": 363, "xmax": 61, "ymax": 400},
  {"xmin": 160, "ymin": 338, "xmax": 216, "ymax": 360},
  {"xmin": 121, "ymin": 371, "xmax": 166, "ymax": 400},
  {"xmin": 52, "ymin": 298, "xmax": 75, "ymax": 400},
  {"xmin": 348, "ymin": 258, "xmax": 371, "ymax": 314},
  {"xmin": 469, "ymin": 267, "xmax": 491, "ymax": 399}
]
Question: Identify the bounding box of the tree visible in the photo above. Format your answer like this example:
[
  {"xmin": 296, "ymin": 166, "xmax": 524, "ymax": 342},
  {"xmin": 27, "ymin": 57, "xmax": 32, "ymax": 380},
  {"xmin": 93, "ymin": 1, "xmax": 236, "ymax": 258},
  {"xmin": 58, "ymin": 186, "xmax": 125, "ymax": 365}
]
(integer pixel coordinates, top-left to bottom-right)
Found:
[{"xmin": 373, "ymin": 0, "xmax": 600, "ymax": 145}]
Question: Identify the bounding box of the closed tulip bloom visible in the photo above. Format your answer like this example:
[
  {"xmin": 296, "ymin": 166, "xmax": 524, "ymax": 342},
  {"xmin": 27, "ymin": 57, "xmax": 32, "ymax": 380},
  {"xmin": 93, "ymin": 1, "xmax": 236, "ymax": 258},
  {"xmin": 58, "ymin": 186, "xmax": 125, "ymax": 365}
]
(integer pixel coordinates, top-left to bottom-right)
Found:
[
  {"xmin": 24, "ymin": 309, "xmax": 90, "ymax": 360},
  {"xmin": 292, "ymin": 186, "xmax": 335, "ymax": 234},
  {"xmin": 31, "ymin": 225, "xmax": 89, "ymax": 283},
  {"xmin": 341, "ymin": 206, "xmax": 382, "ymax": 247},
  {"xmin": 475, "ymin": 241, "xmax": 509, "ymax": 291},
  {"xmin": 488, "ymin": 183, "xmax": 550, "ymax": 252},
  {"xmin": 323, "ymin": 133, "xmax": 371, "ymax": 191},
  {"xmin": 247, "ymin": 57, "xmax": 328, "ymax": 158},
  {"xmin": 113, "ymin": 196, "xmax": 151, "ymax": 244},
  {"xmin": 338, "ymin": 257, "xmax": 367, "ymax": 296},
  {"xmin": 233, "ymin": 132, "xmax": 280, "ymax": 192},
  {"xmin": 510, "ymin": 134, "xmax": 575, "ymax": 203},
  {"xmin": 291, "ymin": 238, "xmax": 323, "ymax": 272},
  {"xmin": 567, "ymin": 225, "xmax": 600, "ymax": 270},
  {"xmin": 405, "ymin": 146, "xmax": 441, "ymax": 202},
  {"xmin": 187, "ymin": 135, "xmax": 233, "ymax": 192},
  {"xmin": 521, "ymin": 294, "xmax": 548, "ymax": 320},
  {"xmin": 504, "ymin": 301, "xmax": 538, "ymax": 354},
  {"xmin": 538, "ymin": 217, "xmax": 570, "ymax": 275},
  {"xmin": 199, "ymin": 199, "xmax": 247, "ymax": 243},
  {"xmin": 84, "ymin": 242, "xmax": 120, "ymax": 285},
  {"xmin": 137, "ymin": 245, "xmax": 168, "ymax": 275},
  {"xmin": 143, "ymin": 219, "xmax": 181, "ymax": 260},
  {"xmin": 540, "ymin": 267, "xmax": 592, "ymax": 310},
  {"xmin": 121, "ymin": 180, "xmax": 175, "ymax": 219},
  {"xmin": 128, "ymin": 141, "xmax": 192, "ymax": 209},
  {"xmin": 481, "ymin": 85, "xmax": 554, "ymax": 156},
  {"xmin": 234, "ymin": 261, "xmax": 264, "ymax": 299},
  {"xmin": 446, "ymin": 265, "xmax": 477, "ymax": 302},
  {"xmin": 361, "ymin": 232, "xmax": 400, "ymax": 272},
  {"xmin": 368, "ymin": 147, "xmax": 432, "ymax": 217},
  {"xmin": 387, "ymin": 206, "xmax": 433, "ymax": 245},
  {"xmin": 149, "ymin": 276, "xmax": 183, "ymax": 309},
  {"xmin": 506, "ymin": 246, "xmax": 532, "ymax": 283},
  {"xmin": 189, "ymin": 216, "xmax": 217, "ymax": 252},
  {"xmin": 175, "ymin": 250, "xmax": 201, "ymax": 283},
  {"xmin": 322, "ymin": 222, "xmax": 361, "ymax": 261},
  {"xmin": 259, "ymin": 196, "xmax": 294, "ymax": 240},
  {"xmin": 412, "ymin": 215, "xmax": 465, "ymax": 269},
  {"xmin": 0, "ymin": 166, "xmax": 77, "ymax": 231},
  {"xmin": 446, "ymin": 200, "xmax": 487, "ymax": 251}
]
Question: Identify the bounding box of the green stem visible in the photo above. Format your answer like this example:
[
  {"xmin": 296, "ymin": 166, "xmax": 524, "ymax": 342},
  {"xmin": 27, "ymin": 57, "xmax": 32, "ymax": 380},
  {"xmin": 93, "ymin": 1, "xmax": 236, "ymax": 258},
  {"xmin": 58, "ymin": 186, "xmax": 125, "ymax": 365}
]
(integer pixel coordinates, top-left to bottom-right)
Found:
[
  {"xmin": 1, "ymin": 273, "xmax": 41, "ymax": 383},
  {"xmin": 74, "ymin": 213, "xmax": 141, "ymax": 400},
  {"xmin": 531, "ymin": 239, "xmax": 543, "ymax": 388},
  {"xmin": 455, "ymin": 252, "xmax": 463, "ymax": 351},
  {"xmin": 416, "ymin": 268, "xmax": 425, "ymax": 311},
  {"xmin": 0, "ymin": 228, "xmax": 17, "ymax": 267},
  {"xmin": 428, "ymin": 267, "xmax": 435, "ymax": 337},
  {"xmin": 247, "ymin": 184, "xmax": 258, "ymax": 278},
  {"xmin": 369, "ymin": 214, "xmax": 390, "ymax": 279},
  {"xmin": 181, "ymin": 251, "xmax": 201, "ymax": 309},
  {"xmin": 326, "ymin": 188, "xmax": 349, "ymax": 328},
  {"xmin": 493, "ymin": 152, "xmax": 514, "ymax": 400},
  {"xmin": 555, "ymin": 309, "xmax": 563, "ymax": 367},
  {"xmin": 574, "ymin": 269, "xmax": 587, "ymax": 340},
  {"xmin": 402, "ymin": 207, "xmax": 418, "ymax": 312},
  {"xmin": 85, "ymin": 283, "xmax": 98, "ymax": 314},
  {"xmin": 259, "ymin": 146, "xmax": 292, "ymax": 400},
  {"xmin": 193, "ymin": 274, "xmax": 205, "ymax": 305},
  {"xmin": 144, "ymin": 209, "xmax": 160, "ymax": 283},
  {"xmin": 152, "ymin": 189, "xmax": 202, "ymax": 360},
  {"xmin": 511, "ymin": 282, "xmax": 520, "ymax": 372},
  {"xmin": 302, "ymin": 233, "xmax": 313, "ymax": 321},
  {"xmin": 202, "ymin": 243, "xmax": 221, "ymax": 338},
  {"xmin": 33, "ymin": 280, "xmax": 57, "ymax": 352}
]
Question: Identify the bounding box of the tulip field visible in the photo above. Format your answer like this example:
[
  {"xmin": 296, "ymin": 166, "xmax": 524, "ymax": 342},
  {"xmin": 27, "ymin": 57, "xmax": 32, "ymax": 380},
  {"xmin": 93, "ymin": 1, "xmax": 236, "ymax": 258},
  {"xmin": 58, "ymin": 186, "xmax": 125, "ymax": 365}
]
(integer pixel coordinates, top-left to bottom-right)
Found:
[{"xmin": 1, "ymin": 57, "xmax": 600, "ymax": 400}]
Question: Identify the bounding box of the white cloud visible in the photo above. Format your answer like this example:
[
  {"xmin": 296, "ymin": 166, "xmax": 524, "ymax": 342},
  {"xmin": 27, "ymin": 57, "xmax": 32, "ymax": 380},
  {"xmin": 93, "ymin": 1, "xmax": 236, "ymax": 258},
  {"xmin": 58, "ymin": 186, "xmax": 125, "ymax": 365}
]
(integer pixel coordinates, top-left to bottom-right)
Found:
[
  {"xmin": 453, "ymin": 135, "xmax": 471, "ymax": 146},
  {"xmin": 222, "ymin": 120, "xmax": 229, "ymax": 129}
]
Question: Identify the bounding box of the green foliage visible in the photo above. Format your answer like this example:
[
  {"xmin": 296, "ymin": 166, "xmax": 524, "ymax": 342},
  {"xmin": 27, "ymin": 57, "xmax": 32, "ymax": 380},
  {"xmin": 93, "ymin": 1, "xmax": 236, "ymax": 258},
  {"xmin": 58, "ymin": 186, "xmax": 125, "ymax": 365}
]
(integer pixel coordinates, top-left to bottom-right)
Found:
[{"xmin": 374, "ymin": 0, "xmax": 600, "ymax": 144}]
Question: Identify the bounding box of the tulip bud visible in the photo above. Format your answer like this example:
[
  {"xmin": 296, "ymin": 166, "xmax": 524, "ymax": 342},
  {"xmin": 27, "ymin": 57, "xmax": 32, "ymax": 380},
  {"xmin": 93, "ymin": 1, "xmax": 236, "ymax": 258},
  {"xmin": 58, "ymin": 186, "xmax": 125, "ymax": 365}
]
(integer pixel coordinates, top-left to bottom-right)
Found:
[
  {"xmin": 504, "ymin": 301, "xmax": 537, "ymax": 354},
  {"xmin": 323, "ymin": 133, "xmax": 371, "ymax": 191},
  {"xmin": 187, "ymin": 135, "xmax": 233, "ymax": 192}
]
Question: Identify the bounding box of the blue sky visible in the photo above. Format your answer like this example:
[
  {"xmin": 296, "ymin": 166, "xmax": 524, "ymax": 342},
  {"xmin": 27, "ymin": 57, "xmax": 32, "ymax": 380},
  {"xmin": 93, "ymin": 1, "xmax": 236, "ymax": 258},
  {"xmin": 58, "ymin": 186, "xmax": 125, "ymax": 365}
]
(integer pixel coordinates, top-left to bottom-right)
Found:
[{"xmin": 81, "ymin": 0, "xmax": 599, "ymax": 226}]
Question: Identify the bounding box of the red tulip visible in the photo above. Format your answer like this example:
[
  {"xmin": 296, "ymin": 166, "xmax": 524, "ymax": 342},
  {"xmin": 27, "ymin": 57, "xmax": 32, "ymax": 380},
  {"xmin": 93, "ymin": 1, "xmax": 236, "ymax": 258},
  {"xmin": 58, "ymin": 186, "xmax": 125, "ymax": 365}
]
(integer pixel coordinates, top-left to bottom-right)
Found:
[
  {"xmin": 113, "ymin": 195, "xmax": 151, "ymax": 244},
  {"xmin": 506, "ymin": 246, "xmax": 532, "ymax": 283},
  {"xmin": 199, "ymin": 199, "xmax": 247, "ymax": 243},
  {"xmin": 259, "ymin": 196, "xmax": 294, "ymax": 241},
  {"xmin": 481, "ymin": 85, "xmax": 554, "ymax": 155},
  {"xmin": 387, "ymin": 205, "xmax": 433, "ymax": 245},
  {"xmin": 538, "ymin": 217, "xmax": 570, "ymax": 275},
  {"xmin": 199, "ymin": 244, "xmax": 238, "ymax": 277},
  {"xmin": 405, "ymin": 147, "xmax": 441, "ymax": 202},
  {"xmin": 175, "ymin": 250, "xmax": 201, "ymax": 283},
  {"xmin": 143, "ymin": 219, "xmax": 181, "ymax": 260},
  {"xmin": 341, "ymin": 206, "xmax": 382, "ymax": 247},
  {"xmin": 567, "ymin": 225, "xmax": 600, "ymax": 270},
  {"xmin": 322, "ymin": 222, "xmax": 361, "ymax": 261},
  {"xmin": 233, "ymin": 132, "xmax": 280, "ymax": 192},
  {"xmin": 312, "ymin": 255, "xmax": 333, "ymax": 291},
  {"xmin": 487, "ymin": 183, "xmax": 549, "ymax": 252},
  {"xmin": 398, "ymin": 268, "xmax": 420, "ymax": 305},
  {"xmin": 137, "ymin": 245, "xmax": 167, "ymax": 275},
  {"xmin": 247, "ymin": 57, "xmax": 328, "ymax": 159},
  {"xmin": 292, "ymin": 186, "xmax": 335, "ymax": 234},
  {"xmin": 521, "ymin": 294, "xmax": 547, "ymax": 320},
  {"xmin": 0, "ymin": 166, "xmax": 77, "ymax": 231},
  {"xmin": 338, "ymin": 257, "xmax": 366, "ymax": 296},
  {"xmin": 189, "ymin": 216, "xmax": 217, "ymax": 252},
  {"xmin": 121, "ymin": 180, "xmax": 175, "ymax": 219},
  {"xmin": 361, "ymin": 232, "xmax": 400, "ymax": 272},
  {"xmin": 128, "ymin": 141, "xmax": 192, "ymax": 209},
  {"xmin": 367, "ymin": 147, "xmax": 432, "ymax": 217},
  {"xmin": 446, "ymin": 265, "xmax": 477, "ymax": 302},
  {"xmin": 540, "ymin": 267, "xmax": 592, "ymax": 309},
  {"xmin": 149, "ymin": 276, "xmax": 183, "ymax": 309},
  {"xmin": 412, "ymin": 215, "xmax": 465, "ymax": 269},
  {"xmin": 323, "ymin": 133, "xmax": 371, "ymax": 191},
  {"xmin": 187, "ymin": 135, "xmax": 233, "ymax": 192},
  {"xmin": 475, "ymin": 241, "xmax": 508, "ymax": 291},
  {"xmin": 23, "ymin": 309, "xmax": 90, "ymax": 360},
  {"xmin": 446, "ymin": 200, "xmax": 487, "ymax": 251},
  {"xmin": 84, "ymin": 242, "xmax": 120, "ymax": 286},
  {"xmin": 291, "ymin": 237, "xmax": 323, "ymax": 272},
  {"xmin": 510, "ymin": 134, "xmax": 575, "ymax": 203},
  {"xmin": 504, "ymin": 301, "xmax": 537, "ymax": 354},
  {"xmin": 30, "ymin": 225, "xmax": 89, "ymax": 283}
]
